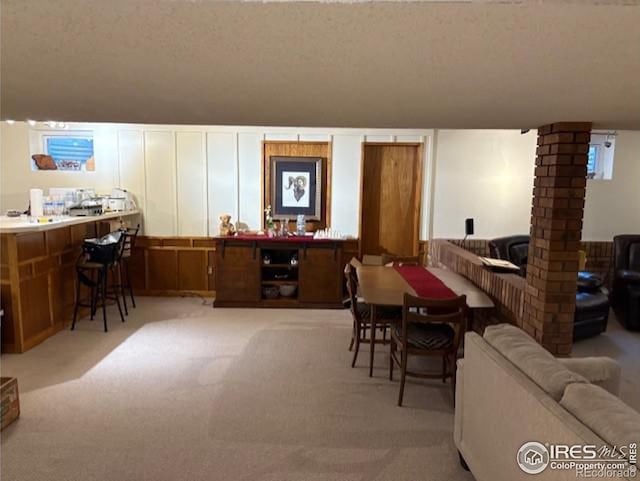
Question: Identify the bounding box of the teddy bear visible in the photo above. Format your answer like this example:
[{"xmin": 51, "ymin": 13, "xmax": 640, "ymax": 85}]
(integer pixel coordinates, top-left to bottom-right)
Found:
[{"xmin": 218, "ymin": 214, "xmax": 236, "ymax": 236}]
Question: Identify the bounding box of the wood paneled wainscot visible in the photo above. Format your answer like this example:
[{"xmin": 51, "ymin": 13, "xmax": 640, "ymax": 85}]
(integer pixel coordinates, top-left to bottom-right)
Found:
[
  {"xmin": 0, "ymin": 212, "xmax": 139, "ymax": 353},
  {"xmin": 129, "ymin": 237, "xmax": 216, "ymax": 296},
  {"xmin": 97, "ymin": 237, "xmax": 359, "ymax": 299},
  {"xmin": 214, "ymin": 237, "xmax": 345, "ymax": 308}
]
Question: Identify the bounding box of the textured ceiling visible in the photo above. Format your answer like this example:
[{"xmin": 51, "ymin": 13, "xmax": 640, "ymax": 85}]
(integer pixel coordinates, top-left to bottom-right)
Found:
[{"xmin": 2, "ymin": 0, "xmax": 639, "ymax": 129}]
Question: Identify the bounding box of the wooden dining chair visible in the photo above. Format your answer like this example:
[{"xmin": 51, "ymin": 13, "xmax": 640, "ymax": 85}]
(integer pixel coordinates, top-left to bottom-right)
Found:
[
  {"xmin": 390, "ymin": 293, "xmax": 467, "ymax": 406},
  {"xmin": 344, "ymin": 263, "xmax": 400, "ymax": 368},
  {"xmin": 380, "ymin": 254, "xmax": 421, "ymax": 266}
]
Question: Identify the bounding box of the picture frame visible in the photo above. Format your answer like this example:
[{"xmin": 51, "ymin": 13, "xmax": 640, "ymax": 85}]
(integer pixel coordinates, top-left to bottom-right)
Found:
[{"xmin": 269, "ymin": 156, "xmax": 323, "ymax": 221}]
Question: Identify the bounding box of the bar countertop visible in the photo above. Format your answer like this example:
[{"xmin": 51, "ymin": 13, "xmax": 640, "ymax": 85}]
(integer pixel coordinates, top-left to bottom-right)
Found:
[{"xmin": 0, "ymin": 210, "xmax": 140, "ymax": 234}]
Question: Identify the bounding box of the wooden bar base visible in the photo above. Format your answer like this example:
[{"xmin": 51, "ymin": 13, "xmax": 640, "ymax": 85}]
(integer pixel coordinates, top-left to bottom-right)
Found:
[{"xmin": 0, "ymin": 212, "xmax": 139, "ymax": 353}]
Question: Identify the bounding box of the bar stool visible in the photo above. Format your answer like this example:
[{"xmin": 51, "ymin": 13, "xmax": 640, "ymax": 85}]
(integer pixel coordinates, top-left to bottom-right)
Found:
[
  {"xmin": 118, "ymin": 224, "xmax": 139, "ymax": 315},
  {"xmin": 71, "ymin": 231, "xmax": 125, "ymax": 332}
]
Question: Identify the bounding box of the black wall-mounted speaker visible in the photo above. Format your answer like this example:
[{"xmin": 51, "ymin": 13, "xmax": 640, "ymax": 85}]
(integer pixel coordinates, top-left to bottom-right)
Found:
[{"xmin": 465, "ymin": 218, "xmax": 475, "ymax": 237}]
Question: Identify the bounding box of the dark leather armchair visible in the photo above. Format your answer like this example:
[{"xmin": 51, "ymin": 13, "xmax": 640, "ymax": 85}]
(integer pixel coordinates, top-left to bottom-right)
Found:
[
  {"xmin": 612, "ymin": 235, "xmax": 640, "ymax": 329},
  {"xmin": 488, "ymin": 235, "xmax": 530, "ymax": 276},
  {"xmin": 488, "ymin": 235, "xmax": 610, "ymax": 340}
]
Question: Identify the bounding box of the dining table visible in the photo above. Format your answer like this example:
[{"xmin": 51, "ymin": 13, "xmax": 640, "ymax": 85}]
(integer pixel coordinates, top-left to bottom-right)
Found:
[{"xmin": 354, "ymin": 260, "xmax": 495, "ymax": 377}]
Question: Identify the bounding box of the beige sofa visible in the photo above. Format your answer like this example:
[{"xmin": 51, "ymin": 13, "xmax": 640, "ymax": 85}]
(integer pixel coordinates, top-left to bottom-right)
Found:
[{"xmin": 454, "ymin": 324, "xmax": 640, "ymax": 481}]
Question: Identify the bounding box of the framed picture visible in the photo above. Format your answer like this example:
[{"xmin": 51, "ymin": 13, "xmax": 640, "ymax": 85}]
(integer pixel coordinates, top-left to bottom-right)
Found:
[{"xmin": 269, "ymin": 156, "xmax": 323, "ymax": 220}]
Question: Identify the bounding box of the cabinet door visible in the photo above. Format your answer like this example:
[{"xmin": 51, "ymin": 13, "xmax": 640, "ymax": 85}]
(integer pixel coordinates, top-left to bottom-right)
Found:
[
  {"xmin": 298, "ymin": 246, "xmax": 342, "ymax": 305},
  {"xmin": 215, "ymin": 244, "xmax": 260, "ymax": 303}
]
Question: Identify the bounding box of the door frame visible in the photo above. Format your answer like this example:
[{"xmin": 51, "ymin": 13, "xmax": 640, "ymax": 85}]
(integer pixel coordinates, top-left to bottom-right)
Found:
[{"xmin": 357, "ymin": 142, "xmax": 424, "ymax": 259}]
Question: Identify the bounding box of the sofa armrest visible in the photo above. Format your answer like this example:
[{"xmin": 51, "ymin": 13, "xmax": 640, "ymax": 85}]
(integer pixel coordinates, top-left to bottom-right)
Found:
[
  {"xmin": 558, "ymin": 357, "xmax": 621, "ymax": 396},
  {"xmin": 454, "ymin": 358, "xmax": 464, "ymax": 448}
]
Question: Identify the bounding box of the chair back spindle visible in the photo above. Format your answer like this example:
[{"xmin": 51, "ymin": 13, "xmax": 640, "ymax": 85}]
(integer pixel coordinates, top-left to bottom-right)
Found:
[{"xmin": 401, "ymin": 293, "xmax": 467, "ymax": 352}]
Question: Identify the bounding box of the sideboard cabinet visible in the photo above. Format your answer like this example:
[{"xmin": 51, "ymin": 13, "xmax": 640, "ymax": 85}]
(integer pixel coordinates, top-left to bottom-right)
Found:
[{"xmin": 214, "ymin": 237, "xmax": 344, "ymax": 308}]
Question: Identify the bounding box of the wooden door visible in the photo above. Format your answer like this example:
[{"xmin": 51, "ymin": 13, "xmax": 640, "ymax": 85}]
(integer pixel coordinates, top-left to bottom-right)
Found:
[
  {"xmin": 298, "ymin": 246, "xmax": 342, "ymax": 305},
  {"xmin": 360, "ymin": 143, "xmax": 422, "ymax": 257},
  {"xmin": 215, "ymin": 244, "xmax": 260, "ymax": 303}
]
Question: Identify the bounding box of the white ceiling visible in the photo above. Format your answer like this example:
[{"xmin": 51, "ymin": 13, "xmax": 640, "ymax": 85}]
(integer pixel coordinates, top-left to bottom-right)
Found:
[{"xmin": 2, "ymin": 0, "xmax": 639, "ymax": 129}]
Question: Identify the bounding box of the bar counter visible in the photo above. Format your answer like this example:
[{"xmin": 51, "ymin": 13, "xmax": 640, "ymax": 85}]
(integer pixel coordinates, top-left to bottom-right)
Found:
[
  {"xmin": 0, "ymin": 211, "xmax": 139, "ymax": 234},
  {"xmin": 0, "ymin": 211, "xmax": 140, "ymax": 353}
]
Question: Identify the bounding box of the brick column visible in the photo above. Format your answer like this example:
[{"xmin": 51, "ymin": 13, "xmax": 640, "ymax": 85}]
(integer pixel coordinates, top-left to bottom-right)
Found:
[{"xmin": 522, "ymin": 122, "xmax": 592, "ymax": 355}]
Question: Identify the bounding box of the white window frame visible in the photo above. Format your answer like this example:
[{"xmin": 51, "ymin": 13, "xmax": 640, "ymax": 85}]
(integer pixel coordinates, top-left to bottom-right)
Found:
[
  {"xmin": 29, "ymin": 129, "xmax": 95, "ymax": 172},
  {"xmin": 588, "ymin": 132, "xmax": 615, "ymax": 181}
]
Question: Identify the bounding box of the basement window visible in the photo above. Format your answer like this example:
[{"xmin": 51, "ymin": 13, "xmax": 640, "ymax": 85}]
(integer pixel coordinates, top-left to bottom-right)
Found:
[
  {"xmin": 31, "ymin": 132, "xmax": 95, "ymax": 171},
  {"xmin": 587, "ymin": 145, "xmax": 599, "ymax": 175},
  {"xmin": 587, "ymin": 133, "xmax": 615, "ymax": 180}
]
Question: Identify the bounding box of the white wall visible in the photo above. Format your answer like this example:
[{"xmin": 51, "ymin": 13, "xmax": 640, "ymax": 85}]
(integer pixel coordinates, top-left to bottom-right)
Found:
[
  {"xmin": 0, "ymin": 122, "xmax": 120, "ymax": 212},
  {"xmin": 432, "ymin": 130, "xmax": 537, "ymax": 239},
  {"xmin": 331, "ymin": 135, "xmax": 363, "ymax": 237},
  {"xmin": 432, "ymin": 129, "xmax": 640, "ymax": 241},
  {"xmin": 0, "ymin": 122, "xmax": 434, "ymax": 238},
  {"xmin": 6, "ymin": 121, "xmax": 634, "ymax": 242},
  {"xmin": 583, "ymin": 131, "xmax": 640, "ymax": 240}
]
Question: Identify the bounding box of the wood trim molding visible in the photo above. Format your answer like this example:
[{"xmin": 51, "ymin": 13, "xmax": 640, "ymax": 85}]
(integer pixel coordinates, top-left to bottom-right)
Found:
[
  {"xmin": 6, "ymin": 234, "xmax": 24, "ymax": 353},
  {"xmin": 326, "ymin": 138, "xmax": 333, "ymax": 229},
  {"xmin": 261, "ymin": 140, "xmax": 332, "ymax": 232},
  {"xmin": 132, "ymin": 236, "xmax": 216, "ymax": 297},
  {"xmin": 413, "ymin": 142, "xmax": 425, "ymax": 257}
]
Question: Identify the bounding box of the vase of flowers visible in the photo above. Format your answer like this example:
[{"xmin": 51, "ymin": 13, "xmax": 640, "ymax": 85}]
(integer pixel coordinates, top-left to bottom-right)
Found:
[{"xmin": 265, "ymin": 205, "xmax": 275, "ymax": 237}]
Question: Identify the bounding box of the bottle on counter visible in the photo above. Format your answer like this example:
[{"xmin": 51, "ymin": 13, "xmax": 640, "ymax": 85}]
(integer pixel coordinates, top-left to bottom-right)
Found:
[
  {"xmin": 55, "ymin": 197, "xmax": 65, "ymax": 218},
  {"xmin": 296, "ymin": 215, "xmax": 305, "ymax": 236},
  {"xmin": 64, "ymin": 192, "xmax": 75, "ymax": 213},
  {"xmin": 43, "ymin": 196, "xmax": 53, "ymax": 217}
]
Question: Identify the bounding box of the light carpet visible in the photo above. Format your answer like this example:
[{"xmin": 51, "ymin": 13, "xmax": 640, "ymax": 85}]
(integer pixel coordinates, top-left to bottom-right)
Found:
[
  {"xmin": 572, "ymin": 313, "xmax": 640, "ymax": 410},
  {"xmin": 1, "ymin": 297, "xmax": 472, "ymax": 481}
]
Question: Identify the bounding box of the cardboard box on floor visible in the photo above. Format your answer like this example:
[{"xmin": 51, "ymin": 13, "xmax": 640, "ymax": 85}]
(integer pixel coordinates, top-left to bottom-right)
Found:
[{"xmin": 1, "ymin": 377, "xmax": 20, "ymax": 430}]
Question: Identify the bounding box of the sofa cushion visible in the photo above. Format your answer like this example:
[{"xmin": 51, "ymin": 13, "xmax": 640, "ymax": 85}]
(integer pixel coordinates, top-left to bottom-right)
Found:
[
  {"xmin": 561, "ymin": 383, "xmax": 640, "ymax": 452},
  {"xmin": 575, "ymin": 291, "xmax": 610, "ymax": 321},
  {"xmin": 484, "ymin": 324, "xmax": 587, "ymax": 401},
  {"xmin": 558, "ymin": 357, "xmax": 621, "ymax": 395}
]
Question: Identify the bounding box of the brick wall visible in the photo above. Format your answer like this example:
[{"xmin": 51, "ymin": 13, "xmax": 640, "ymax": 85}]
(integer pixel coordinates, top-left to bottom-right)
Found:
[
  {"xmin": 523, "ymin": 122, "xmax": 592, "ymax": 355},
  {"xmin": 446, "ymin": 238, "xmax": 614, "ymax": 287},
  {"xmin": 446, "ymin": 239, "xmax": 490, "ymax": 257},
  {"xmin": 429, "ymin": 239, "xmax": 525, "ymax": 332},
  {"xmin": 581, "ymin": 241, "xmax": 615, "ymax": 287}
]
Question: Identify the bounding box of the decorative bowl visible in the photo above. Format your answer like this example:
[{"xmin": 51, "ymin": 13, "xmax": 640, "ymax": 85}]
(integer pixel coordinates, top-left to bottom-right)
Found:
[
  {"xmin": 279, "ymin": 284, "xmax": 297, "ymax": 297},
  {"xmin": 262, "ymin": 286, "xmax": 279, "ymax": 299}
]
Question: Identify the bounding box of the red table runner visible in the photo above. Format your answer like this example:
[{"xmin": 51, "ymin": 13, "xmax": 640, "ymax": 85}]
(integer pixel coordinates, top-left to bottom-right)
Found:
[{"xmin": 393, "ymin": 265, "xmax": 457, "ymax": 299}]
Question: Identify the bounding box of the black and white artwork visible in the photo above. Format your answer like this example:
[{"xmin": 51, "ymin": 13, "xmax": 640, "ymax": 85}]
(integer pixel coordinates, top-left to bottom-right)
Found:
[
  {"xmin": 282, "ymin": 172, "xmax": 310, "ymax": 207},
  {"xmin": 270, "ymin": 156, "xmax": 322, "ymax": 220}
]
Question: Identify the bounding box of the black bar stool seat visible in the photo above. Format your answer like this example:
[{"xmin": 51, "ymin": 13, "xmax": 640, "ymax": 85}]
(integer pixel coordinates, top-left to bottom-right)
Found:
[{"xmin": 71, "ymin": 231, "xmax": 126, "ymax": 332}]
